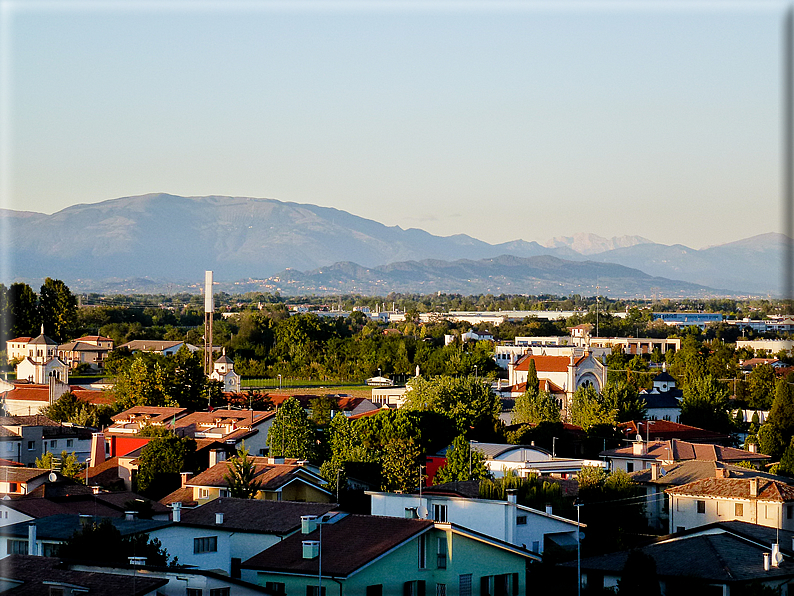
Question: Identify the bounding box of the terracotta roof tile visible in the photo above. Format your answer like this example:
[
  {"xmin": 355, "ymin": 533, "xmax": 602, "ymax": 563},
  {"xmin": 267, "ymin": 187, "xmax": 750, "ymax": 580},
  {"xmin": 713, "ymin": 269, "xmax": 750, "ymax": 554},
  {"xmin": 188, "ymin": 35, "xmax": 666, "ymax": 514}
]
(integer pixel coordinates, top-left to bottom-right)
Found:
[
  {"xmin": 0, "ymin": 466, "xmax": 49, "ymax": 484},
  {"xmin": 188, "ymin": 459, "xmax": 320, "ymax": 491},
  {"xmin": 514, "ymin": 355, "xmax": 571, "ymax": 373},
  {"xmin": 242, "ymin": 514, "xmax": 433, "ymax": 576},
  {"xmin": 179, "ymin": 498, "xmax": 337, "ymax": 533},
  {"xmin": 666, "ymin": 477, "xmax": 794, "ymax": 501}
]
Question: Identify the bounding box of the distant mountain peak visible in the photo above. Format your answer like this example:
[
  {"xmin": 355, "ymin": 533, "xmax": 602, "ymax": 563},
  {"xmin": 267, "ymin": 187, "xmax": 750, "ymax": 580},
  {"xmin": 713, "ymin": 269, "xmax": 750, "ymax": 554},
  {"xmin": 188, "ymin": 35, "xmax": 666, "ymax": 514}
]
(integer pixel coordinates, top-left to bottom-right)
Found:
[{"xmin": 543, "ymin": 233, "xmax": 653, "ymax": 255}]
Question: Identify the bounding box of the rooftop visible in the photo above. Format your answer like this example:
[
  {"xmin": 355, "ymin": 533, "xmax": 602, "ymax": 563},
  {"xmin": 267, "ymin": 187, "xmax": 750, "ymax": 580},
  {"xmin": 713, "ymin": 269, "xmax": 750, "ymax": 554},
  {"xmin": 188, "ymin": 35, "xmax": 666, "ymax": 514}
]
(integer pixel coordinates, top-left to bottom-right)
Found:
[
  {"xmin": 178, "ymin": 498, "xmax": 337, "ymax": 534},
  {"xmin": 666, "ymin": 477, "xmax": 794, "ymax": 502}
]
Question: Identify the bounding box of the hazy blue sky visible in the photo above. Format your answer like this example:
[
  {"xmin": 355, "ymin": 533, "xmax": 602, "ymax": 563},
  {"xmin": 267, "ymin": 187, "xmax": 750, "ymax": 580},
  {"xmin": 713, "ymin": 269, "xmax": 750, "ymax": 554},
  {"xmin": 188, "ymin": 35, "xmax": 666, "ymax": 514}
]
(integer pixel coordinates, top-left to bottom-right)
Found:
[{"xmin": 1, "ymin": 0, "xmax": 786, "ymax": 248}]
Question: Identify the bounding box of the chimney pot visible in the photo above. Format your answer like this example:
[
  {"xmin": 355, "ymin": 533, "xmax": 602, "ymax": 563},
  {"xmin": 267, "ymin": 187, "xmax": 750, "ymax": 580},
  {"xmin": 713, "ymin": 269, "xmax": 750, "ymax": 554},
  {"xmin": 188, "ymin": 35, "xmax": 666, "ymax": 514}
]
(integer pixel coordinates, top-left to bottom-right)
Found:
[
  {"xmin": 181, "ymin": 471, "xmax": 192, "ymax": 487},
  {"xmin": 750, "ymin": 478, "xmax": 759, "ymax": 497},
  {"xmin": 171, "ymin": 503, "xmax": 181, "ymax": 523},
  {"xmin": 772, "ymin": 543, "xmax": 781, "ymax": 568},
  {"xmin": 506, "ymin": 489, "xmax": 517, "ymax": 505},
  {"xmin": 764, "ymin": 552, "xmax": 771, "ymax": 571},
  {"xmin": 302, "ymin": 540, "xmax": 320, "ymax": 559},
  {"xmin": 545, "ymin": 504, "xmax": 553, "ymax": 515},
  {"xmin": 715, "ymin": 468, "xmax": 727, "ymax": 479},
  {"xmin": 301, "ymin": 515, "xmax": 318, "ymax": 534},
  {"xmin": 749, "ymin": 443, "xmax": 758, "ymax": 453},
  {"xmin": 125, "ymin": 511, "xmax": 137, "ymax": 521}
]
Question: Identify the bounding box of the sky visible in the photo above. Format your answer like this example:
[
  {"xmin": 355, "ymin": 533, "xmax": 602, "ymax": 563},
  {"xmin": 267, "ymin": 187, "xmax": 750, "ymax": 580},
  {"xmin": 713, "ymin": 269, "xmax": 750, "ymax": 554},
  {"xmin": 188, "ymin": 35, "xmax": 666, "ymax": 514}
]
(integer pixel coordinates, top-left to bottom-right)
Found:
[{"xmin": 0, "ymin": 0, "xmax": 788, "ymax": 249}]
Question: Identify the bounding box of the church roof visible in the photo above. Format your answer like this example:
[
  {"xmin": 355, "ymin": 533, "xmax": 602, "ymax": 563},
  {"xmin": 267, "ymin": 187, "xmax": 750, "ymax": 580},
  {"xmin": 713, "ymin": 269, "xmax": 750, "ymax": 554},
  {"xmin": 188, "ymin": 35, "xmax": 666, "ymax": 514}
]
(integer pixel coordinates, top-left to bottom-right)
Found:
[
  {"xmin": 215, "ymin": 355, "xmax": 233, "ymax": 364},
  {"xmin": 29, "ymin": 332, "xmax": 57, "ymax": 346},
  {"xmin": 654, "ymin": 371, "xmax": 676, "ymax": 383}
]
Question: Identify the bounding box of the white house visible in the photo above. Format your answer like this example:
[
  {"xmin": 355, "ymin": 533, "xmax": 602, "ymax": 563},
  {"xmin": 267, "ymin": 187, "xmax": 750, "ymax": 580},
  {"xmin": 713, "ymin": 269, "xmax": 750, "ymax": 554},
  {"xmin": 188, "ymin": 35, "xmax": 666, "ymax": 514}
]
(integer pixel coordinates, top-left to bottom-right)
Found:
[
  {"xmin": 667, "ymin": 476, "xmax": 794, "ymax": 534},
  {"xmin": 149, "ymin": 498, "xmax": 337, "ymax": 576},
  {"xmin": 14, "ymin": 327, "xmax": 69, "ymax": 385},
  {"xmin": 476, "ymin": 443, "xmax": 606, "ymax": 479},
  {"xmin": 367, "ymin": 488, "xmax": 583, "ymax": 555}
]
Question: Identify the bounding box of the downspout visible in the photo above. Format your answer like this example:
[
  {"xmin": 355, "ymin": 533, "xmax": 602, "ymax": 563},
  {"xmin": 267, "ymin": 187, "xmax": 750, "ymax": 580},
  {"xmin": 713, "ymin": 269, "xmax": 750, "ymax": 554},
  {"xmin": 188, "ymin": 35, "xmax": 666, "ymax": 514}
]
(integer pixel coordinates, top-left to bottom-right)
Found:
[{"xmin": 331, "ymin": 576, "xmax": 343, "ymax": 596}]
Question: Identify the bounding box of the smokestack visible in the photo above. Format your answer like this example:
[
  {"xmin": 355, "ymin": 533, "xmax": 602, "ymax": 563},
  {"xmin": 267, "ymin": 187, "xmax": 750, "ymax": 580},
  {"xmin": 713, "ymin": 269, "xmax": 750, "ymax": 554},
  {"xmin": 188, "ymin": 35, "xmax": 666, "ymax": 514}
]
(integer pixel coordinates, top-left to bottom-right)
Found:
[
  {"xmin": 171, "ymin": 503, "xmax": 181, "ymax": 523},
  {"xmin": 89, "ymin": 433, "xmax": 105, "ymax": 467},
  {"xmin": 764, "ymin": 552, "xmax": 770, "ymax": 571},
  {"xmin": 506, "ymin": 489, "xmax": 517, "ymax": 505},
  {"xmin": 545, "ymin": 504, "xmax": 553, "ymax": 515},
  {"xmin": 772, "ymin": 543, "xmax": 781, "ymax": 568},
  {"xmin": 651, "ymin": 462, "xmax": 660, "ymax": 481},
  {"xmin": 750, "ymin": 478, "xmax": 759, "ymax": 497}
]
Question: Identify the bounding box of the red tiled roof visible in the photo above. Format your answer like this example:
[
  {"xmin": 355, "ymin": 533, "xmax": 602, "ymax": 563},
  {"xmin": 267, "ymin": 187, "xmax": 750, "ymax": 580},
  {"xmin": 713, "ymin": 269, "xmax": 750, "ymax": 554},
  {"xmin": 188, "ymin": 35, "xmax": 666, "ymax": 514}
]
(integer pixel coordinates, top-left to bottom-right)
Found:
[
  {"xmin": 515, "ymin": 354, "xmax": 581, "ymax": 373},
  {"xmin": 188, "ymin": 458, "xmax": 322, "ymax": 491},
  {"xmin": 159, "ymin": 486, "xmax": 197, "ymax": 507},
  {"xmin": 7, "ymin": 337, "xmax": 32, "ymax": 343},
  {"xmin": 242, "ymin": 514, "xmax": 433, "ymax": 576},
  {"xmin": 4, "ymin": 386, "xmax": 112, "ymax": 405},
  {"xmin": 349, "ymin": 408, "xmax": 384, "ymax": 419},
  {"xmin": 622, "ymin": 420, "xmax": 730, "ymax": 443},
  {"xmin": 0, "ymin": 466, "xmax": 49, "ymax": 484},
  {"xmin": 666, "ymin": 477, "xmax": 794, "ymax": 502},
  {"xmin": 601, "ymin": 439, "xmax": 771, "ymax": 463},
  {"xmin": 0, "ymin": 458, "xmax": 23, "ymax": 467},
  {"xmin": 180, "ymin": 498, "xmax": 337, "ymax": 533}
]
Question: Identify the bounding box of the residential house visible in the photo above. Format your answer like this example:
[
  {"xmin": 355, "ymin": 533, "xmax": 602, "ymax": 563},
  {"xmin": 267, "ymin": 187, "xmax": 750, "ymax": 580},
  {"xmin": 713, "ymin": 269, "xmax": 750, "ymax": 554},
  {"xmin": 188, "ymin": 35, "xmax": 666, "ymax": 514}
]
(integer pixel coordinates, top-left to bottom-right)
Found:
[
  {"xmin": 0, "ymin": 555, "xmax": 168, "ymax": 595},
  {"xmin": 0, "ymin": 513, "xmax": 169, "ymax": 559},
  {"xmin": 0, "ymin": 466, "xmax": 64, "ymax": 497},
  {"xmin": 165, "ymin": 457, "xmax": 332, "ymax": 506},
  {"xmin": 667, "ymin": 476, "xmax": 794, "ymax": 533},
  {"xmin": 0, "ymin": 415, "xmax": 94, "ymax": 465},
  {"xmin": 0, "ymin": 381, "xmax": 112, "ymax": 417},
  {"xmin": 565, "ymin": 521, "xmax": 794, "ymax": 595},
  {"xmin": 57, "ymin": 335, "xmax": 115, "ymax": 371},
  {"xmin": 630, "ymin": 461, "xmax": 792, "ymax": 531},
  {"xmin": 367, "ymin": 487, "xmax": 583, "ymax": 555},
  {"xmin": 148, "ymin": 498, "xmax": 337, "ymax": 576},
  {"xmin": 599, "ymin": 438, "xmax": 770, "ymax": 474},
  {"xmin": 5, "ymin": 337, "xmax": 32, "ymax": 363},
  {"xmin": 370, "ymin": 386, "xmax": 408, "ymax": 408},
  {"xmin": 620, "ymin": 419, "xmax": 731, "ymax": 446},
  {"xmin": 507, "ymin": 351, "xmax": 607, "ymax": 420},
  {"xmin": 117, "ymin": 340, "xmax": 199, "ymax": 356},
  {"xmin": 241, "ymin": 512, "xmax": 539, "ymax": 596},
  {"xmin": 474, "ymin": 442, "xmax": 606, "ymax": 479},
  {"xmin": 105, "ymin": 406, "xmax": 190, "ymax": 437},
  {"xmin": 171, "ymin": 409, "xmax": 276, "ymax": 458}
]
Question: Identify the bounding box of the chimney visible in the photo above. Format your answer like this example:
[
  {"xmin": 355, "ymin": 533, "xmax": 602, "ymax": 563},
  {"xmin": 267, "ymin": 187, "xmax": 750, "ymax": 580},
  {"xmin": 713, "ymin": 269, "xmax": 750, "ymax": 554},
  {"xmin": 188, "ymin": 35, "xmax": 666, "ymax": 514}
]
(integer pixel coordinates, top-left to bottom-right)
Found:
[
  {"xmin": 128, "ymin": 556, "xmax": 147, "ymax": 566},
  {"xmin": 506, "ymin": 489, "xmax": 517, "ymax": 505},
  {"xmin": 750, "ymin": 478, "xmax": 759, "ymax": 497},
  {"xmin": 632, "ymin": 441, "xmax": 647, "ymax": 456},
  {"xmin": 302, "ymin": 540, "xmax": 320, "ymax": 559},
  {"xmin": 764, "ymin": 552, "xmax": 770, "ymax": 571},
  {"xmin": 181, "ymin": 471, "xmax": 192, "ymax": 487},
  {"xmin": 301, "ymin": 515, "xmax": 318, "ymax": 534},
  {"xmin": 91, "ymin": 485, "xmax": 101, "ymax": 495},
  {"xmin": 89, "ymin": 432, "xmax": 106, "ymax": 468},
  {"xmin": 651, "ymin": 462, "xmax": 660, "ymax": 481},
  {"xmin": 171, "ymin": 503, "xmax": 181, "ymax": 523},
  {"xmin": 749, "ymin": 443, "xmax": 758, "ymax": 454},
  {"xmin": 545, "ymin": 504, "xmax": 553, "ymax": 515},
  {"xmin": 125, "ymin": 511, "xmax": 137, "ymax": 521},
  {"xmin": 215, "ymin": 512, "xmax": 224, "ymax": 525},
  {"xmin": 715, "ymin": 468, "xmax": 727, "ymax": 479},
  {"xmin": 269, "ymin": 456, "xmax": 286, "ymax": 465},
  {"xmin": 772, "ymin": 543, "xmax": 781, "ymax": 568},
  {"xmin": 27, "ymin": 524, "xmax": 36, "ymax": 556}
]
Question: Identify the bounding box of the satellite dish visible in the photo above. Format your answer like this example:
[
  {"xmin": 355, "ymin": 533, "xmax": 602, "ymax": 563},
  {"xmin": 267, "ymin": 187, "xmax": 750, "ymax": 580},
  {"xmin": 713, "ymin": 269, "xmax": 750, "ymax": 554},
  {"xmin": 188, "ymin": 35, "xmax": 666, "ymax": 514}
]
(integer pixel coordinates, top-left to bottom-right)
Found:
[
  {"xmin": 659, "ymin": 468, "xmax": 667, "ymax": 477},
  {"xmin": 2, "ymin": 495, "xmax": 10, "ymax": 500},
  {"xmin": 48, "ymin": 472, "xmax": 57, "ymax": 482},
  {"xmin": 417, "ymin": 506, "xmax": 429, "ymax": 519},
  {"xmin": 578, "ymin": 532, "xmax": 585, "ymax": 541},
  {"xmin": 776, "ymin": 552, "xmax": 784, "ymax": 564}
]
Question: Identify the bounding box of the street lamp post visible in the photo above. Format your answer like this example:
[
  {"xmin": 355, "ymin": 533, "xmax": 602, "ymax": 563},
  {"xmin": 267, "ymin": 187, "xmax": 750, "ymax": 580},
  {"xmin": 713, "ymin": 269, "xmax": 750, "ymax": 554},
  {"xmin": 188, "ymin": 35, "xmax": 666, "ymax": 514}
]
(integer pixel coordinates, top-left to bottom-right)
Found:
[
  {"xmin": 474, "ymin": 365, "xmax": 478, "ymax": 379},
  {"xmin": 278, "ymin": 374, "xmax": 282, "ymax": 391},
  {"xmin": 576, "ymin": 502, "xmax": 582, "ymax": 596},
  {"xmin": 318, "ymin": 514, "xmax": 330, "ymax": 596}
]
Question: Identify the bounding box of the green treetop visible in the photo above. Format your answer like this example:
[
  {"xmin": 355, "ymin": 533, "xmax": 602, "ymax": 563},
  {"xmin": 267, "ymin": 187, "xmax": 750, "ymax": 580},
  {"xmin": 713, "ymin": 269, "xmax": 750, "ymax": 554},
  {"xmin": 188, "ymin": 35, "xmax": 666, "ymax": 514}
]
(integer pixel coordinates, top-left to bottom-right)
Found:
[
  {"xmin": 224, "ymin": 445, "xmax": 262, "ymax": 498},
  {"xmin": 266, "ymin": 396, "xmax": 316, "ymax": 460},
  {"xmin": 433, "ymin": 434, "xmax": 489, "ymax": 484}
]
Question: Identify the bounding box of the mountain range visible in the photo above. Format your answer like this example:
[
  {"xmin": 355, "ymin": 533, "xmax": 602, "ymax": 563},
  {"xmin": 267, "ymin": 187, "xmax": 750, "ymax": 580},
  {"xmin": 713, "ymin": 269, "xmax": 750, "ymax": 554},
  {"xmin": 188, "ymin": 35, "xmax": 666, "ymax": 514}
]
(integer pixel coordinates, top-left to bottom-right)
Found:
[{"xmin": 1, "ymin": 193, "xmax": 786, "ymax": 297}]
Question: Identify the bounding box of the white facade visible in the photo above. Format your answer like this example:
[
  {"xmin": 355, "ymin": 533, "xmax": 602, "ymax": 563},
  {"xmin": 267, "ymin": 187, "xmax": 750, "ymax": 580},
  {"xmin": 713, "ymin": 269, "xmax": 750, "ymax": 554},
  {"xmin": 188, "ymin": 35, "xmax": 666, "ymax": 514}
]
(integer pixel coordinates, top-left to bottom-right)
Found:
[
  {"xmin": 367, "ymin": 491, "xmax": 582, "ymax": 555},
  {"xmin": 667, "ymin": 492, "xmax": 794, "ymax": 534},
  {"xmin": 209, "ymin": 353, "xmax": 242, "ymax": 393}
]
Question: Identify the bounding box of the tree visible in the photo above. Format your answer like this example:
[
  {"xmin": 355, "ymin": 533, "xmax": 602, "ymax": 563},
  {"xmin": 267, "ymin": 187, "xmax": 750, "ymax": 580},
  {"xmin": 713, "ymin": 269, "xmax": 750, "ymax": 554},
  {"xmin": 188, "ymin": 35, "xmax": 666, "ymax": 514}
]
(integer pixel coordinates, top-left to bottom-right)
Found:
[
  {"xmin": 36, "ymin": 450, "xmax": 82, "ymax": 479},
  {"xmin": 512, "ymin": 390, "xmax": 561, "ymax": 425},
  {"xmin": 59, "ymin": 519, "xmax": 172, "ymax": 566},
  {"xmin": 768, "ymin": 379, "xmax": 794, "ymax": 434},
  {"xmin": 41, "ymin": 391, "xmax": 112, "ymax": 428},
  {"xmin": 224, "ymin": 445, "xmax": 262, "ymax": 498},
  {"xmin": 403, "ymin": 376, "xmax": 501, "ymax": 434},
  {"xmin": 266, "ymin": 397, "xmax": 316, "ymax": 460},
  {"xmin": 679, "ymin": 375, "xmax": 732, "ymax": 434},
  {"xmin": 381, "ymin": 437, "xmax": 422, "ymax": 492},
  {"xmin": 112, "ymin": 354, "xmax": 176, "ymax": 411},
  {"xmin": 568, "ymin": 385, "xmax": 618, "ymax": 431},
  {"xmin": 617, "ymin": 550, "xmax": 661, "ymax": 596},
  {"xmin": 759, "ymin": 422, "xmax": 787, "ymax": 460},
  {"xmin": 434, "ymin": 435, "xmax": 489, "ymax": 484},
  {"xmin": 39, "ymin": 278, "xmax": 78, "ymax": 343},
  {"xmin": 5, "ymin": 282, "xmax": 38, "ymax": 339},
  {"xmin": 525, "ymin": 359, "xmax": 540, "ymax": 395},
  {"xmin": 170, "ymin": 345, "xmax": 208, "ymax": 410},
  {"xmin": 136, "ymin": 433, "xmax": 195, "ymax": 499},
  {"xmin": 748, "ymin": 364, "xmax": 777, "ymax": 410},
  {"xmin": 601, "ymin": 380, "xmax": 647, "ymax": 422}
]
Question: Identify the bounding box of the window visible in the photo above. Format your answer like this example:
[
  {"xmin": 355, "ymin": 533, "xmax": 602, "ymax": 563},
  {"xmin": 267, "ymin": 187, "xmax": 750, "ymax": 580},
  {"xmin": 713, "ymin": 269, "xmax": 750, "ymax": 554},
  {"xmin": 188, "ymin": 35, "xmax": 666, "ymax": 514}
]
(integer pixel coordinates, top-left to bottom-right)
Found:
[
  {"xmin": 42, "ymin": 543, "xmax": 59, "ymax": 557},
  {"xmin": 366, "ymin": 586, "xmax": 383, "ymax": 596},
  {"xmin": 186, "ymin": 590, "xmax": 202, "ymax": 596},
  {"xmin": 735, "ymin": 503, "xmax": 744, "ymax": 516},
  {"xmin": 27, "ymin": 441, "xmax": 34, "ymax": 451},
  {"xmin": 626, "ymin": 462, "xmax": 634, "ymax": 473},
  {"xmin": 231, "ymin": 557, "xmax": 241, "ymax": 579},
  {"xmin": 459, "ymin": 574, "xmax": 472, "ymax": 596},
  {"xmin": 66, "ymin": 439, "xmax": 73, "ymax": 448},
  {"xmin": 433, "ymin": 504, "xmax": 447, "ymax": 522},
  {"xmin": 532, "ymin": 541, "xmax": 540, "ymax": 553},
  {"xmin": 50, "ymin": 440, "xmax": 57, "ymax": 449},
  {"xmin": 697, "ymin": 500, "xmax": 706, "ymax": 514},
  {"xmin": 418, "ymin": 534, "xmax": 427, "ymax": 569},
  {"xmin": 676, "ymin": 526, "xmax": 686, "ymax": 533},
  {"xmin": 788, "ymin": 505, "xmax": 793, "ymax": 520},
  {"xmin": 9, "ymin": 483, "xmax": 17, "ymax": 493},
  {"xmin": 210, "ymin": 589, "xmax": 230, "ymax": 596},
  {"xmin": 5, "ymin": 443, "xmax": 12, "ymax": 453},
  {"xmin": 405, "ymin": 507, "xmax": 419, "ymax": 519},
  {"xmin": 264, "ymin": 582, "xmax": 285, "ymax": 595},
  {"xmin": 306, "ymin": 587, "xmax": 326, "ymax": 596},
  {"xmin": 481, "ymin": 574, "xmax": 518, "ymax": 596},
  {"xmin": 7, "ymin": 539, "xmax": 27, "ymax": 555},
  {"xmin": 219, "ymin": 489, "xmax": 229, "ymax": 498},
  {"xmin": 516, "ymin": 516, "xmax": 527, "ymax": 525},
  {"xmin": 403, "ymin": 580, "xmax": 426, "ymax": 596},
  {"xmin": 199, "ymin": 488, "xmax": 210, "ymax": 499},
  {"xmin": 193, "ymin": 536, "xmax": 218, "ymax": 554},
  {"xmin": 436, "ymin": 584, "xmax": 447, "ymax": 596},
  {"xmin": 437, "ymin": 537, "xmax": 447, "ymax": 569}
]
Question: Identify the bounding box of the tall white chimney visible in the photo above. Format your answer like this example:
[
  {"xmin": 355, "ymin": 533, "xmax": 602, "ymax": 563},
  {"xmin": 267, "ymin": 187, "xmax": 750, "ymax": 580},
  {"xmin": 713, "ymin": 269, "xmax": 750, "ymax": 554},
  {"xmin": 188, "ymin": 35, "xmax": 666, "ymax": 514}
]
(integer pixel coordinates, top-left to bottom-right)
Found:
[
  {"xmin": 27, "ymin": 524, "xmax": 36, "ymax": 556},
  {"xmin": 171, "ymin": 503, "xmax": 181, "ymax": 523}
]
